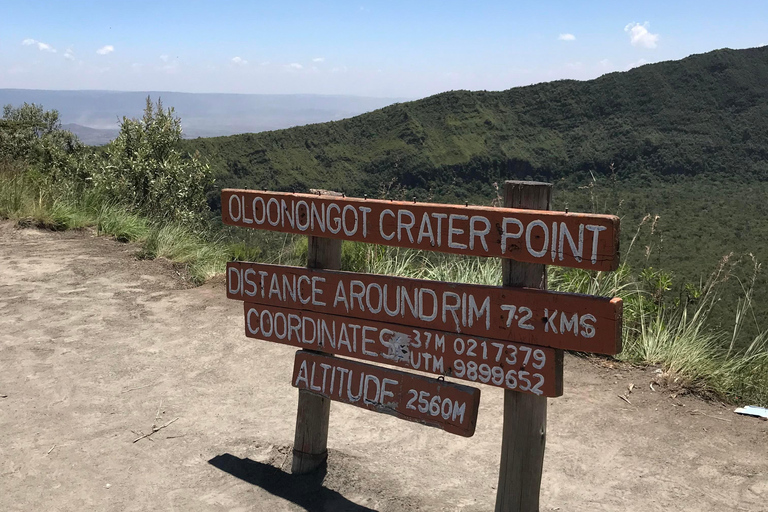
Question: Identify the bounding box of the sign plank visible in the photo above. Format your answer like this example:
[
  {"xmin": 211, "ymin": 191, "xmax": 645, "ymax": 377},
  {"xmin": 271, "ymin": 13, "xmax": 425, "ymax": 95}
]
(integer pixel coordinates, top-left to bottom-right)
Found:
[
  {"xmin": 227, "ymin": 262, "xmax": 623, "ymax": 354},
  {"xmin": 292, "ymin": 350, "xmax": 481, "ymax": 437},
  {"xmin": 222, "ymin": 189, "xmax": 620, "ymax": 271},
  {"xmin": 244, "ymin": 302, "xmax": 563, "ymax": 397}
]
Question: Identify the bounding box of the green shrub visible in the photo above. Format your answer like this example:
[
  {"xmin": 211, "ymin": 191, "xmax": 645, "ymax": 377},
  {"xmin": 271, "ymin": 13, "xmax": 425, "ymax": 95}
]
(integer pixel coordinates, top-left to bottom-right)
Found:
[{"xmin": 93, "ymin": 97, "xmax": 213, "ymax": 225}]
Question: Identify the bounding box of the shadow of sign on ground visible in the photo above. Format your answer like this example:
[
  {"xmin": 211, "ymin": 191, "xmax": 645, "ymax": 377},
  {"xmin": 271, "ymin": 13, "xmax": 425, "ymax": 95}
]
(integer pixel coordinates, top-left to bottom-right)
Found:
[{"xmin": 208, "ymin": 454, "xmax": 378, "ymax": 512}]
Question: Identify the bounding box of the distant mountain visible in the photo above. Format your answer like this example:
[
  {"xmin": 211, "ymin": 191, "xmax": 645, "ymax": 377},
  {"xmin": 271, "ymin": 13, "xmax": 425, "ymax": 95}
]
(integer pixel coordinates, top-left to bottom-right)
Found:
[
  {"xmin": 61, "ymin": 124, "xmax": 119, "ymax": 146},
  {"xmin": 0, "ymin": 90, "xmax": 407, "ymax": 145}
]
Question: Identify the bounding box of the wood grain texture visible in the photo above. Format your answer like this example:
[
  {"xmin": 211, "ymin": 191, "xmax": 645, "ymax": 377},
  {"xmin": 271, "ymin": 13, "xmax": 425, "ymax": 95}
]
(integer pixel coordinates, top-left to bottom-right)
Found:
[
  {"xmin": 292, "ymin": 351, "xmax": 481, "ymax": 437},
  {"xmin": 241, "ymin": 302, "xmax": 564, "ymax": 397},
  {"xmin": 227, "ymin": 261, "xmax": 622, "ymax": 355},
  {"xmin": 496, "ymin": 181, "xmax": 553, "ymax": 512},
  {"xmin": 221, "ymin": 188, "xmax": 620, "ymax": 271},
  {"xmin": 291, "ymin": 191, "xmax": 342, "ymax": 475}
]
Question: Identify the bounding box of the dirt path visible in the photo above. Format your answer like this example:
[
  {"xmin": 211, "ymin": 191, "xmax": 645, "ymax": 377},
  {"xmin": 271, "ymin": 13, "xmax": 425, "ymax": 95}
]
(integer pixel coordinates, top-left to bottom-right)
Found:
[{"xmin": 1, "ymin": 223, "xmax": 766, "ymax": 511}]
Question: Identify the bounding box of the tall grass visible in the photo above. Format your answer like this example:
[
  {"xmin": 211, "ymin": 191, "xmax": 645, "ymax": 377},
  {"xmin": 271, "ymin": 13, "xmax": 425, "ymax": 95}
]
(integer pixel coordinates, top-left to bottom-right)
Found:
[
  {"xmin": 139, "ymin": 224, "xmax": 229, "ymax": 283},
  {"xmin": 3, "ymin": 168, "xmax": 766, "ymax": 404},
  {"xmin": 0, "ymin": 168, "xmax": 229, "ymax": 284},
  {"xmin": 321, "ymin": 241, "xmax": 768, "ymax": 405}
]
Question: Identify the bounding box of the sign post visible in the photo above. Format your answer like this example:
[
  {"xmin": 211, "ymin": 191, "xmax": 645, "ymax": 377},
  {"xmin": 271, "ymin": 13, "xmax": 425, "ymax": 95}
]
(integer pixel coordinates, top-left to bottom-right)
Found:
[
  {"xmin": 496, "ymin": 181, "xmax": 555, "ymax": 512},
  {"xmin": 291, "ymin": 189, "xmax": 342, "ymax": 475},
  {"xmin": 220, "ymin": 181, "xmax": 623, "ymax": 507}
]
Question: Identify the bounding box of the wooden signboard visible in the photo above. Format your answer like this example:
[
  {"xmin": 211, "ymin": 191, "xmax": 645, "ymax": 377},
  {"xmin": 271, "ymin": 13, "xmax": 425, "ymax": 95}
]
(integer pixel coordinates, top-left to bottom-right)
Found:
[
  {"xmin": 292, "ymin": 350, "xmax": 481, "ymax": 437},
  {"xmin": 228, "ymin": 262, "xmax": 622, "ymax": 355},
  {"xmin": 221, "ymin": 183, "xmax": 624, "ymax": 510},
  {"xmin": 244, "ymin": 302, "xmax": 563, "ymax": 397},
  {"xmin": 221, "ymin": 189, "xmax": 620, "ymax": 271}
]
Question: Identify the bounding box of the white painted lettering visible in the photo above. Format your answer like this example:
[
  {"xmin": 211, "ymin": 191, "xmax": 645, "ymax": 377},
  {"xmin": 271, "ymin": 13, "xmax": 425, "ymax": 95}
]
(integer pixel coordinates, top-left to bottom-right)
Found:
[
  {"xmin": 380, "ymin": 209, "xmax": 396, "ymax": 240},
  {"xmin": 544, "ymin": 309, "xmax": 558, "ymax": 334},
  {"xmin": 417, "ymin": 212, "xmax": 436, "ymax": 246},
  {"xmin": 448, "ymin": 214, "xmax": 468, "ymax": 249},
  {"xmin": 294, "ymin": 360, "xmax": 309, "ymax": 387},
  {"xmin": 418, "ymin": 288, "xmax": 438, "ymax": 322},
  {"xmin": 468, "ymin": 294, "xmax": 491, "ymax": 330},
  {"xmin": 501, "ymin": 218, "xmax": 524, "ymax": 254},
  {"xmin": 310, "ymin": 202, "xmax": 325, "ymax": 232},
  {"xmin": 397, "ymin": 209, "xmax": 416, "ymax": 243},
  {"xmin": 366, "ymin": 283, "xmax": 383, "ymax": 314},
  {"xmin": 469, "ymin": 215, "xmax": 491, "ymax": 251},
  {"xmin": 526, "ymin": 220, "xmax": 549, "ymax": 258},
  {"xmin": 228, "ymin": 194, "xmax": 242, "ymax": 222},
  {"xmin": 580, "ymin": 313, "xmax": 596, "ymax": 338},
  {"xmin": 311, "ymin": 276, "xmax": 326, "ymax": 306},
  {"xmin": 559, "ymin": 223, "xmax": 584, "ymax": 262},
  {"xmin": 431, "ymin": 213, "xmax": 447, "ymax": 246},
  {"xmin": 246, "ymin": 307, "xmax": 259, "ymax": 335},
  {"xmin": 586, "ymin": 225, "xmax": 608, "ymax": 265},
  {"xmin": 327, "ymin": 203, "xmax": 342, "ymax": 234},
  {"xmin": 266, "ymin": 198, "xmax": 280, "ymax": 227},
  {"xmin": 350, "ymin": 280, "xmax": 365, "ymax": 311},
  {"xmin": 227, "ymin": 266, "xmax": 241, "ymax": 295},
  {"xmin": 442, "ymin": 291, "xmax": 462, "ymax": 330},
  {"xmin": 296, "ymin": 200, "xmax": 310, "ymax": 230},
  {"xmin": 333, "ymin": 281, "xmax": 349, "ymax": 311},
  {"xmin": 297, "ymin": 275, "xmax": 312, "ymax": 304},
  {"xmin": 362, "ymin": 326, "xmax": 378, "ymax": 357},
  {"xmin": 560, "ymin": 312, "xmax": 579, "ymax": 336},
  {"xmin": 342, "ymin": 205, "xmax": 358, "ymax": 237},
  {"xmin": 358, "ymin": 206, "xmax": 372, "ymax": 238}
]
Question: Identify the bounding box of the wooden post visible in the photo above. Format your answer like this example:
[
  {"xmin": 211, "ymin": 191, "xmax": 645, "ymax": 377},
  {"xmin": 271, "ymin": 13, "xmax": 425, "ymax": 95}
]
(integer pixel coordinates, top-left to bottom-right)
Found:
[
  {"xmin": 495, "ymin": 181, "xmax": 556, "ymax": 512},
  {"xmin": 291, "ymin": 190, "xmax": 343, "ymax": 474}
]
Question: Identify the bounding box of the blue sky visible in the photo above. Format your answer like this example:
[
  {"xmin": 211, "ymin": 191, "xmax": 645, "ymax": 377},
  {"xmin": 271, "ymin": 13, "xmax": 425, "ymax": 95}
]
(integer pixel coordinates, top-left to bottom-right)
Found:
[{"xmin": 2, "ymin": 1, "xmax": 767, "ymax": 98}]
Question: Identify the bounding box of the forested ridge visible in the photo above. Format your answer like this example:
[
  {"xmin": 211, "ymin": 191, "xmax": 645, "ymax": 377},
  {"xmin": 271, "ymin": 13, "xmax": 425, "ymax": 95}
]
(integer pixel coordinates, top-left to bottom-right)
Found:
[
  {"xmin": 185, "ymin": 46, "xmax": 768, "ymax": 336},
  {"xmin": 187, "ymin": 46, "xmax": 768, "ymax": 205}
]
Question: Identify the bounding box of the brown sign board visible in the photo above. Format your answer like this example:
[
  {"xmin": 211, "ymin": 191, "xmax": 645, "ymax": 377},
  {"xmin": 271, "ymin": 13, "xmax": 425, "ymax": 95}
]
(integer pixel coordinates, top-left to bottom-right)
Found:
[
  {"xmin": 221, "ymin": 189, "xmax": 620, "ymax": 271},
  {"xmin": 227, "ymin": 262, "xmax": 622, "ymax": 355},
  {"xmin": 292, "ymin": 350, "xmax": 481, "ymax": 437},
  {"xmin": 244, "ymin": 302, "xmax": 563, "ymax": 397}
]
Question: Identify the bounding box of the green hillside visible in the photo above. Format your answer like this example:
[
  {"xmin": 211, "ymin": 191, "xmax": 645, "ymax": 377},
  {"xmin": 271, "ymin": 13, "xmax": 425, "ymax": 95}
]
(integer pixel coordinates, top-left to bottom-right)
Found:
[
  {"xmin": 186, "ymin": 46, "xmax": 768, "ymax": 337},
  {"xmin": 188, "ymin": 46, "xmax": 768, "ymax": 199}
]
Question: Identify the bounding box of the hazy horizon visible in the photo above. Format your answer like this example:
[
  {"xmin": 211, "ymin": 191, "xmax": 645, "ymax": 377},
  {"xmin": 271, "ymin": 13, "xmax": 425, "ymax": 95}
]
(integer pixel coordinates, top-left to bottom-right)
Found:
[
  {"xmin": 3, "ymin": 1, "xmax": 767, "ymax": 98},
  {"xmin": 0, "ymin": 88, "xmax": 408, "ymax": 143}
]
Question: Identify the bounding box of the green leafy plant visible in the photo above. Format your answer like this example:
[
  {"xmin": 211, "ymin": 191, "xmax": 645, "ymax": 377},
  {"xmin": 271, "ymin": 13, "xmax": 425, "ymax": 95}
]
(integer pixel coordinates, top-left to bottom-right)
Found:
[{"xmin": 93, "ymin": 97, "xmax": 213, "ymax": 225}]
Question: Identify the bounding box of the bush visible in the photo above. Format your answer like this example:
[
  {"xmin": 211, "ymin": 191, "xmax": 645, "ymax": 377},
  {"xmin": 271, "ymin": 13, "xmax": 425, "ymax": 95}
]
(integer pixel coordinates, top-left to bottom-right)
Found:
[{"xmin": 93, "ymin": 97, "xmax": 213, "ymax": 225}]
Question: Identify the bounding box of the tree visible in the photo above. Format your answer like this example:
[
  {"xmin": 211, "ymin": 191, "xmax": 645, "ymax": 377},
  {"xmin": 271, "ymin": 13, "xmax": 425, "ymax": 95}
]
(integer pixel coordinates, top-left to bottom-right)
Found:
[
  {"xmin": 0, "ymin": 103, "xmax": 82, "ymax": 180},
  {"xmin": 97, "ymin": 97, "xmax": 213, "ymax": 224}
]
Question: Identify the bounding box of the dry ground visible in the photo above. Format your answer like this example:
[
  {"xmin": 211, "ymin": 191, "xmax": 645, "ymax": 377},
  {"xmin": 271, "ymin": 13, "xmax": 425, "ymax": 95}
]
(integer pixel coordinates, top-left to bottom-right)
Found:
[{"xmin": 1, "ymin": 223, "xmax": 766, "ymax": 511}]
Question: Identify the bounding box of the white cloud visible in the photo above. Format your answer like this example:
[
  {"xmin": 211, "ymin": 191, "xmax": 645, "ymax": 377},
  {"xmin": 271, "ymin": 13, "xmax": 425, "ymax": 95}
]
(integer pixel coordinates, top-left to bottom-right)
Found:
[
  {"xmin": 159, "ymin": 54, "xmax": 169, "ymax": 62},
  {"xmin": 96, "ymin": 45, "xmax": 114, "ymax": 55},
  {"xmin": 22, "ymin": 38, "xmax": 57, "ymax": 52},
  {"xmin": 624, "ymin": 22, "xmax": 659, "ymax": 49},
  {"xmin": 599, "ymin": 59, "xmax": 611, "ymax": 67},
  {"xmin": 63, "ymin": 48, "xmax": 75, "ymax": 61},
  {"xmin": 558, "ymin": 33, "xmax": 576, "ymax": 41},
  {"xmin": 288, "ymin": 63, "xmax": 303, "ymax": 69},
  {"xmin": 312, "ymin": 57, "xmax": 325, "ymax": 62},
  {"xmin": 231, "ymin": 56, "xmax": 248, "ymax": 65}
]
